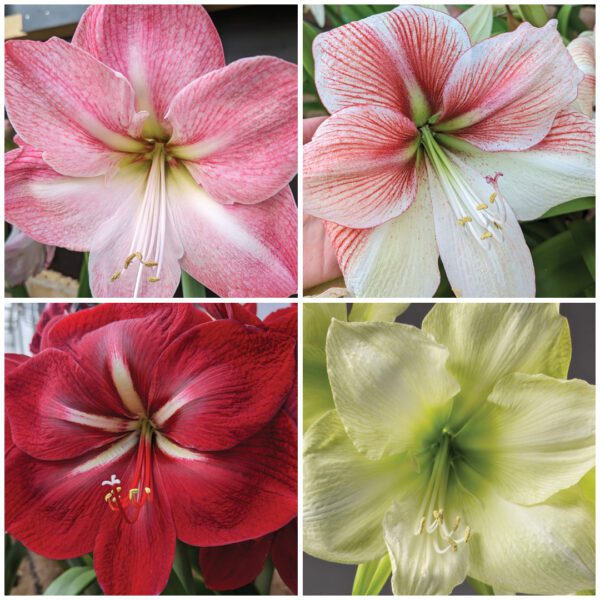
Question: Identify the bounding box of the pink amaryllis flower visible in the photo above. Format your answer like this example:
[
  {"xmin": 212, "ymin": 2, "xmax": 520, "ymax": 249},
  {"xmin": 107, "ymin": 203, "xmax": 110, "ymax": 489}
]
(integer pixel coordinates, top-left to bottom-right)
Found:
[
  {"xmin": 304, "ymin": 6, "xmax": 595, "ymax": 298},
  {"xmin": 5, "ymin": 5, "xmax": 298, "ymax": 298},
  {"xmin": 568, "ymin": 31, "xmax": 596, "ymax": 118},
  {"xmin": 5, "ymin": 303, "xmax": 297, "ymax": 594}
]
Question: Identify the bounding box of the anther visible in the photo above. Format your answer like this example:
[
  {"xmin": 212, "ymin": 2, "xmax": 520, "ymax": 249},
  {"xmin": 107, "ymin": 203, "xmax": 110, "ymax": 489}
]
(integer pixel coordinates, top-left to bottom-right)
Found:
[
  {"xmin": 148, "ymin": 277, "xmax": 161, "ymax": 283},
  {"xmin": 144, "ymin": 487, "xmax": 151, "ymax": 495},
  {"xmin": 480, "ymin": 231, "xmax": 493, "ymax": 240},
  {"xmin": 457, "ymin": 217, "xmax": 473, "ymax": 226},
  {"xmin": 489, "ymin": 192, "xmax": 497, "ymax": 204},
  {"xmin": 110, "ymin": 272, "xmax": 121, "ymax": 282},
  {"xmin": 476, "ymin": 203, "xmax": 488, "ymax": 211},
  {"xmin": 493, "ymin": 222, "xmax": 502, "ymax": 230},
  {"xmin": 450, "ymin": 516, "xmax": 461, "ymax": 534},
  {"xmin": 463, "ymin": 527, "xmax": 471, "ymax": 543},
  {"xmin": 124, "ymin": 253, "xmax": 137, "ymax": 268}
]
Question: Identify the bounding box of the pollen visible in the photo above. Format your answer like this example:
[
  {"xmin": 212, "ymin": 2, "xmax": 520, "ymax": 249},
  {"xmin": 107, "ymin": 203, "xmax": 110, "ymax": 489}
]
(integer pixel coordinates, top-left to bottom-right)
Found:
[
  {"xmin": 476, "ymin": 203, "xmax": 488, "ymax": 211},
  {"xmin": 148, "ymin": 277, "xmax": 161, "ymax": 283},
  {"xmin": 489, "ymin": 192, "xmax": 497, "ymax": 204},
  {"xmin": 480, "ymin": 231, "xmax": 493, "ymax": 240},
  {"xmin": 457, "ymin": 217, "xmax": 473, "ymax": 226}
]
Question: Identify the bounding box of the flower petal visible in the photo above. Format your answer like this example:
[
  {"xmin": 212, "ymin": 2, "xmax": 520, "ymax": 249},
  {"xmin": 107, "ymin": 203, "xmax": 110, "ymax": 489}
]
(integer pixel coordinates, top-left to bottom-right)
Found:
[
  {"xmin": 325, "ymin": 170, "xmax": 440, "ymax": 297},
  {"xmin": 422, "ymin": 303, "xmax": 571, "ymax": 423},
  {"xmin": 94, "ymin": 462, "xmax": 176, "ymax": 595},
  {"xmin": 463, "ymin": 373, "xmax": 594, "ymax": 505},
  {"xmin": 349, "ymin": 303, "xmax": 409, "ymax": 322},
  {"xmin": 384, "ymin": 499, "xmax": 469, "ymax": 594},
  {"xmin": 465, "ymin": 484, "xmax": 595, "ymax": 594},
  {"xmin": 168, "ymin": 166, "xmax": 297, "ymax": 298},
  {"xmin": 326, "ymin": 320, "xmax": 459, "ymax": 460},
  {"xmin": 6, "ymin": 349, "xmax": 135, "ymax": 460},
  {"xmin": 199, "ymin": 535, "xmax": 273, "ymax": 591},
  {"xmin": 438, "ymin": 21, "xmax": 582, "ymax": 151},
  {"xmin": 271, "ymin": 519, "xmax": 298, "ymax": 593},
  {"xmin": 168, "ymin": 57, "xmax": 297, "ymax": 204},
  {"xmin": 6, "ymin": 438, "xmax": 136, "ymax": 558},
  {"xmin": 451, "ymin": 110, "xmax": 595, "ymax": 221},
  {"xmin": 72, "ymin": 5, "xmax": 224, "ymax": 137},
  {"xmin": 303, "ymin": 214, "xmax": 342, "ymax": 290},
  {"xmin": 304, "ymin": 410, "xmax": 402, "ymax": 563},
  {"xmin": 5, "ymin": 38, "xmax": 146, "ymax": 177},
  {"xmin": 155, "ymin": 411, "xmax": 297, "ymax": 546},
  {"xmin": 303, "ymin": 106, "xmax": 419, "ymax": 228},
  {"xmin": 568, "ymin": 33, "xmax": 595, "ymax": 118},
  {"xmin": 426, "ymin": 154, "xmax": 535, "ymax": 298},
  {"xmin": 5, "ymin": 146, "xmax": 136, "ymax": 251},
  {"xmin": 149, "ymin": 320, "xmax": 296, "ymax": 450},
  {"xmin": 314, "ymin": 6, "xmax": 470, "ymax": 118}
]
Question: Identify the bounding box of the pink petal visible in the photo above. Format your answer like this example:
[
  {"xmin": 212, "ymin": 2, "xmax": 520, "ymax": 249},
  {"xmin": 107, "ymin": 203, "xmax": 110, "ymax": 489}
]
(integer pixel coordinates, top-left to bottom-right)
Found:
[
  {"xmin": 4, "ymin": 226, "xmax": 52, "ymax": 287},
  {"xmin": 167, "ymin": 57, "xmax": 297, "ymax": 204},
  {"xmin": 438, "ymin": 21, "xmax": 583, "ymax": 151},
  {"xmin": 5, "ymin": 38, "xmax": 147, "ymax": 177},
  {"xmin": 199, "ymin": 535, "xmax": 274, "ymax": 590},
  {"xmin": 567, "ymin": 33, "xmax": 595, "ymax": 118},
  {"xmin": 6, "ymin": 349, "xmax": 135, "ymax": 460},
  {"xmin": 169, "ymin": 169, "xmax": 297, "ymax": 297},
  {"xmin": 426, "ymin": 153, "xmax": 535, "ymax": 297},
  {"xmin": 458, "ymin": 110, "xmax": 595, "ymax": 221},
  {"xmin": 6, "ymin": 441, "xmax": 134, "ymax": 559},
  {"xmin": 303, "ymin": 106, "xmax": 419, "ymax": 228},
  {"xmin": 325, "ymin": 169, "xmax": 440, "ymax": 297},
  {"xmin": 314, "ymin": 6, "xmax": 470, "ymax": 119},
  {"xmin": 72, "ymin": 5, "xmax": 224, "ymax": 137},
  {"xmin": 155, "ymin": 411, "xmax": 297, "ymax": 546},
  {"xmin": 5, "ymin": 145, "xmax": 135, "ymax": 251},
  {"xmin": 94, "ymin": 462, "xmax": 176, "ymax": 595},
  {"xmin": 149, "ymin": 320, "xmax": 296, "ymax": 451},
  {"xmin": 303, "ymin": 215, "xmax": 343, "ymax": 290}
]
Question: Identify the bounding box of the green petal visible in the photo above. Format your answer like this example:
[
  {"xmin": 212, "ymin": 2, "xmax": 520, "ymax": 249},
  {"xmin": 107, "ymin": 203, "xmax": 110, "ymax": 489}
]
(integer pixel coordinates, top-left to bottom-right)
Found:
[
  {"xmin": 303, "ymin": 303, "xmax": 347, "ymax": 432},
  {"xmin": 466, "ymin": 485, "xmax": 595, "ymax": 594},
  {"xmin": 462, "ymin": 373, "xmax": 594, "ymax": 505},
  {"xmin": 422, "ymin": 304, "xmax": 571, "ymax": 423},
  {"xmin": 578, "ymin": 468, "xmax": 595, "ymax": 506},
  {"xmin": 349, "ymin": 303, "xmax": 409, "ymax": 323},
  {"xmin": 303, "ymin": 410, "xmax": 402, "ymax": 563},
  {"xmin": 327, "ymin": 320, "xmax": 460, "ymax": 460},
  {"xmin": 384, "ymin": 500, "xmax": 469, "ymax": 594}
]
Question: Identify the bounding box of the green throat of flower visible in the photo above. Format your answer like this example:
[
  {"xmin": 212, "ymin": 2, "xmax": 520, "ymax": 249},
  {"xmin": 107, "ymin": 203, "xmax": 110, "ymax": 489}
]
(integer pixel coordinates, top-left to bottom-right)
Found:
[
  {"xmin": 419, "ymin": 124, "xmax": 507, "ymax": 247},
  {"xmin": 414, "ymin": 429, "xmax": 471, "ymax": 555}
]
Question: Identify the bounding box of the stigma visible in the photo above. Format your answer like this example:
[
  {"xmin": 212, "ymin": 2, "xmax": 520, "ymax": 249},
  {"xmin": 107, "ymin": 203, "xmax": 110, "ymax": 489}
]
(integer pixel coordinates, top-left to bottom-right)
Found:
[{"xmin": 110, "ymin": 143, "xmax": 171, "ymax": 296}]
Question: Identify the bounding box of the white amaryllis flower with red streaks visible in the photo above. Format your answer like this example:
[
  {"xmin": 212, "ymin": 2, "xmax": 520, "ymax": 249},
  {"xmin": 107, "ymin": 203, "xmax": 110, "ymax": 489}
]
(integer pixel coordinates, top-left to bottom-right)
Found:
[
  {"xmin": 568, "ymin": 31, "xmax": 595, "ymax": 118},
  {"xmin": 304, "ymin": 6, "xmax": 595, "ymax": 298},
  {"xmin": 5, "ymin": 5, "xmax": 298, "ymax": 298}
]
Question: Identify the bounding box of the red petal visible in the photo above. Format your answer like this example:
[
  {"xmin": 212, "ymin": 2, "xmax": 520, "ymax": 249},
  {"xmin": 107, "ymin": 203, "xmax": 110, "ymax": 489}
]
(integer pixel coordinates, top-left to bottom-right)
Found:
[
  {"xmin": 6, "ymin": 439, "xmax": 135, "ymax": 559},
  {"xmin": 4, "ymin": 354, "xmax": 27, "ymax": 455},
  {"xmin": 155, "ymin": 411, "xmax": 297, "ymax": 546},
  {"xmin": 201, "ymin": 303, "xmax": 264, "ymax": 328},
  {"xmin": 199, "ymin": 534, "xmax": 273, "ymax": 591},
  {"xmin": 150, "ymin": 320, "xmax": 296, "ymax": 450},
  {"xmin": 94, "ymin": 462, "xmax": 176, "ymax": 595},
  {"xmin": 6, "ymin": 349, "xmax": 135, "ymax": 460},
  {"xmin": 272, "ymin": 519, "xmax": 298, "ymax": 593},
  {"xmin": 29, "ymin": 303, "xmax": 71, "ymax": 354},
  {"xmin": 264, "ymin": 305, "xmax": 297, "ymax": 339}
]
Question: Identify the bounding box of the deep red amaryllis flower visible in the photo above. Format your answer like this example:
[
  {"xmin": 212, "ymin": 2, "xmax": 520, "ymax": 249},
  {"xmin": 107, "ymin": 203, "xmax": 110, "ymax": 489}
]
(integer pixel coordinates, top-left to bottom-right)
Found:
[
  {"xmin": 198, "ymin": 304, "xmax": 298, "ymax": 592},
  {"xmin": 5, "ymin": 303, "xmax": 297, "ymax": 594}
]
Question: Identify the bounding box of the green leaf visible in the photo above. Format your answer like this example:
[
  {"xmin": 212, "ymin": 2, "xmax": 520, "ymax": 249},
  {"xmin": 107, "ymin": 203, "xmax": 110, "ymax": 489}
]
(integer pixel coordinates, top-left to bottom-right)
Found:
[
  {"xmin": 458, "ymin": 5, "xmax": 493, "ymax": 43},
  {"xmin": 172, "ymin": 541, "xmax": 195, "ymax": 594},
  {"xmin": 557, "ymin": 5, "xmax": 573, "ymax": 37},
  {"xmin": 570, "ymin": 219, "xmax": 595, "ymax": 277},
  {"xmin": 181, "ymin": 271, "xmax": 206, "ymax": 298},
  {"xmin": 253, "ymin": 558, "xmax": 274, "ymax": 595},
  {"xmin": 324, "ymin": 6, "xmax": 344, "ymax": 28},
  {"xmin": 303, "ymin": 21, "xmax": 319, "ymax": 79},
  {"xmin": 5, "ymin": 284, "xmax": 29, "ymax": 297},
  {"xmin": 540, "ymin": 197, "xmax": 595, "ymax": 218},
  {"xmin": 44, "ymin": 566, "xmax": 96, "ymax": 595},
  {"xmin": 162, "ymin": 569, "xmax": 187, "ymax": 595},
  {"xmin": 5, "ymin": 537, "xmax": 27, "ymax": 594},
  {"xmin": 467, "ymin": 576, "xmax": 495, "ymax": 595},
  {"xmin": 519, "ymin": 5, "xmax": 549, "ymax": 27},
  {"xmin": 491, "ymin": 16, "xmax": 509, "ymax": 33},
  {"xmin": 369, "ymin": 5, "xmax": 396, "ymax": 14},
  {"xmin": 352, "ymin": 555, "xmax": 392, "ymax": 595},
  {"xmin": 77, "ymin": 252, "xmax": 92, "ymax": 298}
]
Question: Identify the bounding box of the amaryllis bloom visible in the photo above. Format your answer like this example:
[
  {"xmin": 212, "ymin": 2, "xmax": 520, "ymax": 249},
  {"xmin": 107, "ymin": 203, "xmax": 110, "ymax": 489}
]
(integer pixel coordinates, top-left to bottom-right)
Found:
[
  {"xmin": 5, "ymin": 227, "xmax": 55, "ymax": 288},
  {"xmin": 5, "ymin": 304, "xmax": 297, "ymax": 594},
  {"xmin": 304, "ymin": 6, "xmax": 595, "ymax": 298},
  {"xmin": 568, "ymin": 31, "xmax": 596, "ymax": 118},
  {"xmin": 6, "ymin": 5, "xmax": 298, "ymax": 298}
]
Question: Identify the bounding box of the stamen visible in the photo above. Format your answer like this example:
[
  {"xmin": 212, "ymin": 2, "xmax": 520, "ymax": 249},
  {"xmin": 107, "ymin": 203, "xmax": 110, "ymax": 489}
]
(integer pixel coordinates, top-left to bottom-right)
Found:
[
  {"xmin": 457, "ymin": 217, "xmax": 472, "ymax": 226},
  {"xmin": 476, "ymin": 203, "xmax": 488, "ymax": 211},
  {"xmin": 480, "ymin": 231, "xmax": 493, "ymax": 240}
]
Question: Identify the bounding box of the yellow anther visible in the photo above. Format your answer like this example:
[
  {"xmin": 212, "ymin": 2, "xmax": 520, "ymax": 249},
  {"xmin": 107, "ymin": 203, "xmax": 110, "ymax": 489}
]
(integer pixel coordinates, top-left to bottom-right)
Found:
[
  {"xmin": 116, "ymin": 486, "xmax": 122, "ymax": 492},
  {"xmin": 111, "ymin": 497, "xmax": 117, "ymax": 503},
  {"xmin": 463, "ymin": 526, "xmax": 471, "ymax": 543},
  {"xmin": 110, "ymin": 271, "xmax": 121, "ymax": 282},
  {"xmin": 493, "ymin": 222, "xmax": 502, "ymax": 230},
  {"xmin": 437, "ymin": 509, "xmax": 444, "ymax": 524},
  {"xmin": 148, "ymin": 277, "xmax": 161, "ymax": 283},
  {"xmin": 104, "ymin": 492, "xmax": 113, "ymax": 503},
  {"xmin": 124, "ymin": 253, "xmax": 137, "ymax": 268},
  {"xmin": 134, "ymin": 252, "xmax": 143, "ymax": 262},
  {"xmin": 489, "ymin": 192, "xmax": 497, "ymax": 204},
  {"xmin": 128, "ymin": 488, "xmax": 139, "ymax": 500},
  {"xmin": 450, "ymin": 516, "xmax": 461, "ymax": 534},
  {"xmin": 144, "ymin": 487, "xmax": 151, "ymax": 495},
  {"xmin": 141, "ymin": 260, "xmax": 159, "ymax": 267},
  {"xmin": 457, "ymin": 217, "xmax": 473, "ymax": 226},
  {"xmin": 476, "ymin": 203, "xmax": 488, "ymax": 211},
  {"xmin": 449, "ymin": 540, "xmax": 458, "ymax": 552},
  {"xmin": 480, "ymin": 231, "xmax": 493, "ymax": 240},
  {"xmin": 416, "ymin": 516, "xmax": 425, "ymax": 535}
]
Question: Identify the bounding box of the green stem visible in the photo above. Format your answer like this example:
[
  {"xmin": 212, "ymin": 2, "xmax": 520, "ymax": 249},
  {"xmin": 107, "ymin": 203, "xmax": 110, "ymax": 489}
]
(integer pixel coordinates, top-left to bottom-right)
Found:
[
  {"xmin": 254, "ymin": 558, "xmax": 274, "ymax": 594},
  {"xmin": 77, "ymin": 252, "xmax": 92, "ymax": 297},
  {"xmin": 181, "ymin": 271, "xmax": 206, "ymax": 298},
  {"xmin": 352, "ymin": 555, "xmax": 392, "ymax": 595}
]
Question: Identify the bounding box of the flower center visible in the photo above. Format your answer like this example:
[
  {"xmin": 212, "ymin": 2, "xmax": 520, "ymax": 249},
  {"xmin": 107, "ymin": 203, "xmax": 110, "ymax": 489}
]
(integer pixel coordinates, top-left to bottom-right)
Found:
[
  {"xmin": 420, "ymin": 126, "xmax": 506, "ymax": 246},
  {"xmin": 414, "ymin": 430, "xmax": 471, "ymax": 554},
  {"xmin": 110, "ymin": 143, "xmax": 175, "ymax": 297},
  {"xmin": 102, "ymin": 418, "xmax": 155, "ymax": 524}
]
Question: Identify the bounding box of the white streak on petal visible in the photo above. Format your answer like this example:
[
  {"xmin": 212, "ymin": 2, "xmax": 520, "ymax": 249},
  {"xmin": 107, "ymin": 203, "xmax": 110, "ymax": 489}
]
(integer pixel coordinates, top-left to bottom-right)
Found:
[
  {"xmin": 63, "ymin": 407, "xmax": 137, "ymax": 432},
  {"xmin": 110, "ymin": 354, "xmax": 145, "ymax": 416},
  {"xmin": 156, "ymin": 433, "xmax": 207, "ymax": 462},
  {"xmin": 71, "ymin": 432, "xmax": 138, "ymax": 476}
]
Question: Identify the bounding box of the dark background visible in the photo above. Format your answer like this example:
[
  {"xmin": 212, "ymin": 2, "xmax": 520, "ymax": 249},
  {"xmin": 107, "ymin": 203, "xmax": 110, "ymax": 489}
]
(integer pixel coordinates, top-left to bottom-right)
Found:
[{"xmin": 303, "ymin": 302, "xmax": 595, "ymax": 595}]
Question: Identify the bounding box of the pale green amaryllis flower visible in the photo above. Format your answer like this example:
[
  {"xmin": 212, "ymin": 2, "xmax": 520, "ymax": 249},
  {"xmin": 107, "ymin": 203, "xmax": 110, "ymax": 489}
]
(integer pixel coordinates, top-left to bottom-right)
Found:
[
  {"xmin": 304, "ymin": 303, "xmax": 595, "ymax": 594},
  {"xmin": 303, "ymin": 302, "xmax": 408, "ymax": 432}
]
